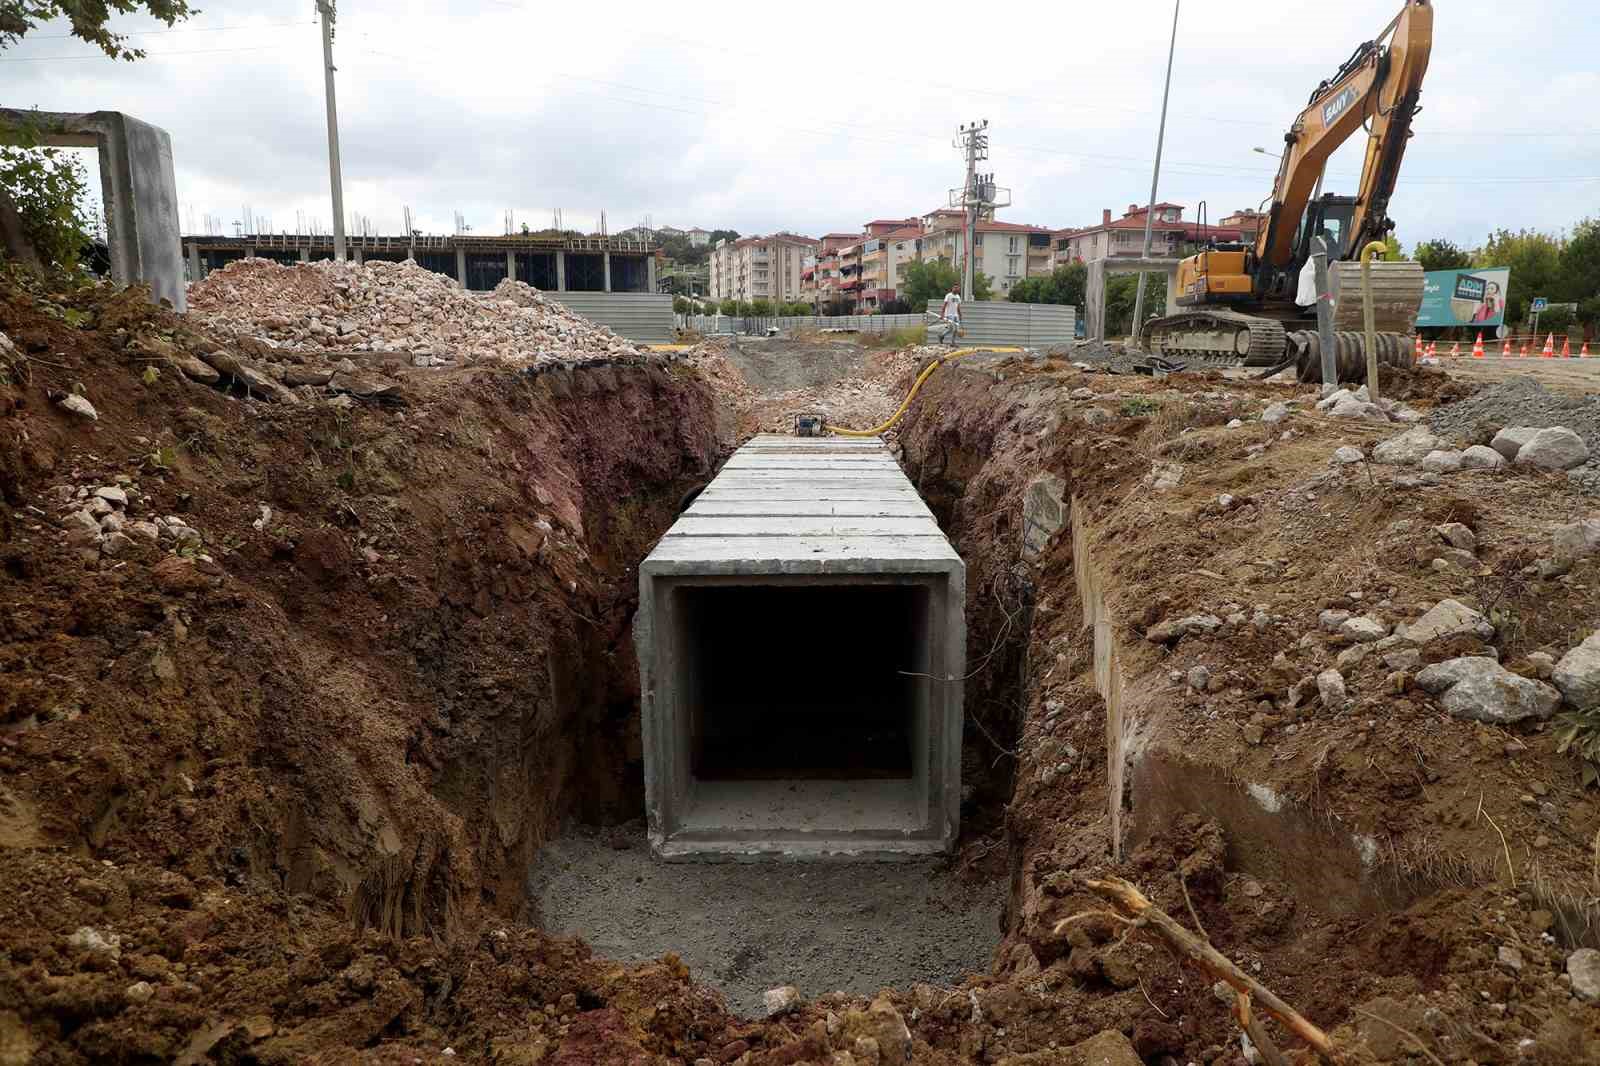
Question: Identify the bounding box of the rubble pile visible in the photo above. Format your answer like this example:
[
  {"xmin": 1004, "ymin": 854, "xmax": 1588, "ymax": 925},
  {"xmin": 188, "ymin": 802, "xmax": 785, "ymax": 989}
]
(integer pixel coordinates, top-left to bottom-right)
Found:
[{"xmin": 188, "ymin": 258, "xmax": 651, "ymax": 371}]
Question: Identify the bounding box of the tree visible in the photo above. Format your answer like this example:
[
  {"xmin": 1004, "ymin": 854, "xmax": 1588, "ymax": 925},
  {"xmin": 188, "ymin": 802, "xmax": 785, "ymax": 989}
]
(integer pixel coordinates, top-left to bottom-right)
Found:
[
  {"xmin": 718, "ymin": 298, "xmax": 739, "ymax": 316},
  {"xmin": 1556, "ymin": 218, "xmax": 1600, "ymax": 310},
  {"xmin": 1475, "ymin": 228, "xmax": 1564, "ymax": 325},
  {"xmin": 1, "ymin": 1, "xmax": 194, "ymax": 60},
  {"xmin": 899, "ymin": 257, "xmax": 992, "ymax": 309},
  {"xmin": 1104, "ymin": 273, "xmax": 1168, "ymax": 337},
  {"xmin": 749, "ymin": 298, "xmax": 772, "ymax": 316},
  {"xmin": 1412, "ymin": 238, "xmax": 1472, "ymax": 272},
  {"xmin": 672, "ymin": 296, "xmax": 691, "ymax": 314},
  {"xmin": 1008, "ymin": 263, "xmax": 1087, "ymax": 307},
  {"xmin": 707, "ymin": 229, "xmax": 739, "ymax": 247},
  {"xmin": 878, "ymin": 297, "xmax": 914, "ymax": 314}
]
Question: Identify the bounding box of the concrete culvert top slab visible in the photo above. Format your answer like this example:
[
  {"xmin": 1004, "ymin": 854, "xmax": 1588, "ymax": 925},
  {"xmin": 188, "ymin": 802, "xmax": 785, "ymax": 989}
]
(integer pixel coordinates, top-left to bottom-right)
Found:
[{"xmin": 636, "ymin": 435, "xmax": 966, "ymax": 860}]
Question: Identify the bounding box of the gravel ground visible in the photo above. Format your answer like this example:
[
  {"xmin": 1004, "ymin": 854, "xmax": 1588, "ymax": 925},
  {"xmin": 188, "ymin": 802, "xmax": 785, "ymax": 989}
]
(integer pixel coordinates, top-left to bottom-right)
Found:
[
  {"xmin": 528, "ymin": 827, "xmax": 1003, "ymax": 1018},
  {"xmin": 720, "ymin": 338, "xmax": 871, "ymax": 393},
  {"xmin": 1428, "ymin": 376, "xmax": 1600, "ymax": 492},
  {"xmin": 1047, "ymin": 339, "xmax": 1146, "ymax": 373}
]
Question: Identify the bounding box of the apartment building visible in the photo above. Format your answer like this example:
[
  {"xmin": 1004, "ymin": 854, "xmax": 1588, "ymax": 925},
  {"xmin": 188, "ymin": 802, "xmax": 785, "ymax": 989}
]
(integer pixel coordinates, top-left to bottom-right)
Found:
[
  {"xmin": 1055, "ymin": 203, "xmax": 1244, "ymax": 265},
  {"xmin": 708, "ymin": 233, "xmax": 819, "ymax": 302},
  {"xmin": 919, "ymin": 211, "xmax": 1056, "ymax": 297},
  {"xmin": 802, "ymin": 232, "xmax": 860, "ymax": 308}
]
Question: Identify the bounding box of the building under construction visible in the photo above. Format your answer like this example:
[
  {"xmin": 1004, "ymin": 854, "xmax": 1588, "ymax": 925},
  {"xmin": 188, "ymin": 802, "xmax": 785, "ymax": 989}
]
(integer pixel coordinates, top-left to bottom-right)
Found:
[{"xmin": 182, "ymin": 231, "xmax": 661, "ymax": 294}]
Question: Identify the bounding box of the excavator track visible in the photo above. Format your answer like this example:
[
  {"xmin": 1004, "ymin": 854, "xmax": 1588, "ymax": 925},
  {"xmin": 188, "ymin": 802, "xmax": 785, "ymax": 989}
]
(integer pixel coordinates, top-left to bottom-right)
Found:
[{"xmin": 1141, "ymin": 310, "xmax": 1287, "ymax": 367}]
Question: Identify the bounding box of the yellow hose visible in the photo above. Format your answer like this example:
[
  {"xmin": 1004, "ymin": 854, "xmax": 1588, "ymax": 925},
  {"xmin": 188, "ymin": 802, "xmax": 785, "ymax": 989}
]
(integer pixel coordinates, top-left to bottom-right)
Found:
[{"xmin": 824, "ymin": 346, "xmax": 1019, "ymax": 437}]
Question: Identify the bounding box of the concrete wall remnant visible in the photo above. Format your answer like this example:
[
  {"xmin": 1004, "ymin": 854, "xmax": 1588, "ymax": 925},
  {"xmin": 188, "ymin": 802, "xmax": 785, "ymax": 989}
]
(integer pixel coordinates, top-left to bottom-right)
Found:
[{"xmin": 1, "ymin": 108, "xmax": 185, "ymax": 311}]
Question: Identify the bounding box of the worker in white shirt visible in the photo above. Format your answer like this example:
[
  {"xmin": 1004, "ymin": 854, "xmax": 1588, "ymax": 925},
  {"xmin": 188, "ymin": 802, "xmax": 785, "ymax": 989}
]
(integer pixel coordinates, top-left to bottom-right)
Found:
[{"xmin": 938, "ymin": 286, "xmax": 962, "ymax": 345}]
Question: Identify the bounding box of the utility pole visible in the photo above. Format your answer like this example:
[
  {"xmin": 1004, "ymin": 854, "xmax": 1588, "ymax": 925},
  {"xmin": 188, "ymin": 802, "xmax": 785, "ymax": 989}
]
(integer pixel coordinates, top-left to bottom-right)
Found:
[
  {"xmin": 1130, "ymin": 0, "xmax": 1181, "ymax": 338},
  {"xmin": 316, "ymin": 1, "xmax": 347, "ymax": 262},
  {"xmin": 953, "ymin": 120, "xmax": 989, "ymax": 301}
]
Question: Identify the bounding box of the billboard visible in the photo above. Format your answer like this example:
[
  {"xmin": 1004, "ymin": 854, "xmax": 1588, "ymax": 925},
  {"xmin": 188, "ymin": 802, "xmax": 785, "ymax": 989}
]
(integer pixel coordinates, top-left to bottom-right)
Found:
[{"xmin": 1417, "ymin": 267, "xmax": 1510, "ymax": 328}]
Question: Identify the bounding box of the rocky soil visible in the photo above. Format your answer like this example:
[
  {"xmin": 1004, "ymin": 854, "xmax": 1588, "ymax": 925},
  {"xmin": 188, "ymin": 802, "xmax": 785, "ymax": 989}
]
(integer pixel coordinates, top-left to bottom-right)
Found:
[{"xmin": 4, "ymin": 265, "xmax": 1599, "ymax": 1065}]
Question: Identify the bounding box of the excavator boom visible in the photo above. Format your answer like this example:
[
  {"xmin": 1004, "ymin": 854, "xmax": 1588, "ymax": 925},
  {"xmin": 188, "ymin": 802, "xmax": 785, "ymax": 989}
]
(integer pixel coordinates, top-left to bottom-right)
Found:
[
  {"xmin": 1142, "ymin": 1, "xmax": 1432, "ymax": 380},
  {"xmin": 1259, "ymin": 0, "xmax": 1433, "ymax": 267}
]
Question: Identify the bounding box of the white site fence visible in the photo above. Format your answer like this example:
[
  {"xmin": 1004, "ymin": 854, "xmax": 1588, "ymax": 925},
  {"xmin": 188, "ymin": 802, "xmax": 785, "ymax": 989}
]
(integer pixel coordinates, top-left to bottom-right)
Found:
[
  {"xmin": 676, "ymin": 313, "xmax": 926, "ymax": 335},
  {"xmin": 676, "ymin": 301, "xmax": 1078, "ymax": 347}
]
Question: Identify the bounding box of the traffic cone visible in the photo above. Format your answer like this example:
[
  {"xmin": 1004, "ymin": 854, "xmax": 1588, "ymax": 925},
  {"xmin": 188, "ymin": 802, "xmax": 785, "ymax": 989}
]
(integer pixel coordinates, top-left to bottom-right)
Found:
[
  {"xmin": 1561, "ymin": 336, "xmax": 1571, "ymax": 358},
  {"xmin": 1472, "ymin": 332, "xmax": 1485, "ymax": 358},
  {"xmin": 1582, "ymin": 342, "xmax": 1591, "ymax": 358},
  {"xmin": 1520, "ymin": 340, "xmax": 1531, "ymax": 357},
  {"xmin": 1542, "ymin": 333, "xmax": 1555, "ymax": 358},
  {"xmin": 1413, "ymin": 335, "xmax": 1423, "ymax": 359},
  {"xmin": 1448, "ymin": 341, "xmax": 1461, "ymax": 357},
  {"xmin": 1500, "ymin": 336, "xmax": 1511, "ymax": 356},
  {"xmin": 1426, "ymin": 341, "xmax": 1436, "ymax": 359}
]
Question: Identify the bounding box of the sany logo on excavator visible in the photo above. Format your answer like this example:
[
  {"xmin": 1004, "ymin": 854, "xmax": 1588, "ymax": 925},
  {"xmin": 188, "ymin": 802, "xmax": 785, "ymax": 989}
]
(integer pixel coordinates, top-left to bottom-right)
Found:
[{"xmin": 1321, "ymin": 85, "xmax": 1360, "ymax": 127}]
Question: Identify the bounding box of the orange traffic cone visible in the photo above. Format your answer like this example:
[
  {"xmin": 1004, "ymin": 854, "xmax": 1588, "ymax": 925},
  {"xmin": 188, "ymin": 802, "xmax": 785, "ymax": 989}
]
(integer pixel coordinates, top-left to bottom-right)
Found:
[
  {"xmin": 1582, "ymin": 342, "xmax": 1591, "ymax": 358},
  {"xmin": 1426, "ymin": 341, "xmax": 1436, "ymax": 359},
  {"xmin": 1542, "ymin": 333, "xmax": 1556, "ymax": 358},
  {"xmin": 1472, "ymin": 332, "xmax": 1485, "ymax": 358},
  {"xmin": 1448, "ymin": 341, "xmax": 1461, "ymax": 357},
  {"xmin": 1520, "ymin": 340, "xmax": 1531, "ymax": 357},
  {"xmin": 1500, "ymin": 336, "xmax": 1511, "ymax": 356},
  {"xmin": 1561, "ymin": 336, "xmax": 1572, "ymax": 358},
  {"xmin": 1413, "ymin": 335, "xmax": 1423, "ymax": 359}
]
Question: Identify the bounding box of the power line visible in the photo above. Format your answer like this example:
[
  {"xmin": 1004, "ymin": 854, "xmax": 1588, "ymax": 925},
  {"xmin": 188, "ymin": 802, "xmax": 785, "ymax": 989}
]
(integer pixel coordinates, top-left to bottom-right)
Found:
[
  {"xmin": 0, "ymin": 44, "xmax": 294, "ymax": 61},
  {"xmin": 23, "ymin": 18, "xmax": 314, "ymax": 40}
]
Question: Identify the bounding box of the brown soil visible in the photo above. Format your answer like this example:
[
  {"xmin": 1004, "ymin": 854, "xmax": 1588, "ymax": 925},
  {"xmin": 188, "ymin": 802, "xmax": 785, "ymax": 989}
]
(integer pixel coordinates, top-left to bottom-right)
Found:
[{"xmin": 4, "ymin": 273, "xmax": 1599, "ymax": 1066}]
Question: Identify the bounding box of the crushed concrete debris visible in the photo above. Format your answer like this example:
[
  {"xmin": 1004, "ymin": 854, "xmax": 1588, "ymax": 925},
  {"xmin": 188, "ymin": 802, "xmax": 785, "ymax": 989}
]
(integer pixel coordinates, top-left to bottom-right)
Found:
[{"xmin": 189, "ymin": 258, "xmax": 654, "ymax": 371}]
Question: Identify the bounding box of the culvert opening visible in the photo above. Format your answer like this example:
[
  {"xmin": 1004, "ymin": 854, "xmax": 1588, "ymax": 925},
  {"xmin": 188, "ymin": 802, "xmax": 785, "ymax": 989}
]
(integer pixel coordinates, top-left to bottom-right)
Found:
[{"xmin": 685, "ymin": 583, "xmax": 924, "ymax": 781}]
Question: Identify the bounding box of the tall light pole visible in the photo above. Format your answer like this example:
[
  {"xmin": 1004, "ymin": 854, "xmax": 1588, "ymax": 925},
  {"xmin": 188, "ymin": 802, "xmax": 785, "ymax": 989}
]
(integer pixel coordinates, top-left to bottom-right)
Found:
[
  {"xmin": 1130, "ymin": 0, "xmax": 1181, "ymax": 337},
  {"xmin": 316, "ymin": 0, "xmax": 347, "ymax": 262}
]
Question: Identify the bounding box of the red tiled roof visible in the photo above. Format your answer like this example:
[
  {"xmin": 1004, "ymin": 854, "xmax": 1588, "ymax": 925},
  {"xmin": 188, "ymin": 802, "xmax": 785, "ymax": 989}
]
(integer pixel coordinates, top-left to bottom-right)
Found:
[
  {"xmin": 975, "ymin": 220, "xmax": 1053, "ymax": 233},
  {"xmin": 881, "ymin": 227, "xmax": 923, "ymax": 241}
]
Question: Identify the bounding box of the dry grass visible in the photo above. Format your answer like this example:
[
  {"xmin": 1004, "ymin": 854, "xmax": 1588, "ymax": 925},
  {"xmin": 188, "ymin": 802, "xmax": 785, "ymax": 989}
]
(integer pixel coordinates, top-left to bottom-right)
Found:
[{"xmin": 863, "ymin": 325, "xmax": 928, "ymax": 349}]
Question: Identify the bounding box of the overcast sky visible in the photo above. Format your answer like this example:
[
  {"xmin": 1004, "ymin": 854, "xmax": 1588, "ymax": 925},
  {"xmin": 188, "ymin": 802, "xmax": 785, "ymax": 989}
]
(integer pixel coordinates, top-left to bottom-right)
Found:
[{"xmin": 4, "ymin": 0, "xmax": 1595, "ymax": 250}]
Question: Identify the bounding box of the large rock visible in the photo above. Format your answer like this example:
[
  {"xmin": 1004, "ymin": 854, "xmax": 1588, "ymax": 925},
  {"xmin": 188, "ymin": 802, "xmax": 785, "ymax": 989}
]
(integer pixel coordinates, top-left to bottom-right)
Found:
[
  {"xmin": 1340, "ymin": 615, "xmax": 1390, "ymax": 642},
  {"xmin": 1421, "ymin": 449, "xmax": 1463, "ymax": 473},
  {"xmin": 1402, "ymin": 599, "xmax": 1494, "ymax": 644},
  {"xmin": 1330, "ymin": 397, "xmax": 1388, "ymax": 422},
  {"xmin": 1460, "ymin": 445, "xmax": 1506, "ymax": 470},
  {"xmin": 1570, "ymin": 948, "xmax": 1600, "ymax": 1002},
  {"xmin": 1372, "ymin": 426, "xmax": 1441, "ymax": 465},
  {"xmin": 55, "ymin": 393, "xmax": 98, "ymax": 420},
  {"xmin": 1144, "ymin": 613, "xmax": 1222, "ymax": 644},
  {"xmin": 1261, "ymin": 402, "xmax": 1291, "ymax": 424},
  {"xmin": 200, "ymin": 350, "xmax": 299, "ymax": 404},
  {"xmin": 168, "ymin": 351, "xmax": 221, "ymax": 385},
  {"xmin": 1551, "ymin": 518, "xmax": 1600, "ymax": 568},
  {"xmin": 1553, "ymin": 631, "xmax": 1600, "ymax": 710},
  {"xmin": 1490, "ymin": 426, "xmax": 1540, "ymax": 461},
  {"xmin": 997, "ymin": 1030, "xmax": 1141, "ymax": 1066},
  {"xmin": 1316, "ymin": 668, "xmax": 1348, "ymax": 708},
  {"xmin": 1515, "ymin": 427, "xmax": 1590, "ymax": 470},
  {"xmin": 1415, "ymin": 656, "xmax": 1561, "ymax": 723},
  {"xmin": 762, "ymin": 985, "xmax": 802, "ymax": 1018}
]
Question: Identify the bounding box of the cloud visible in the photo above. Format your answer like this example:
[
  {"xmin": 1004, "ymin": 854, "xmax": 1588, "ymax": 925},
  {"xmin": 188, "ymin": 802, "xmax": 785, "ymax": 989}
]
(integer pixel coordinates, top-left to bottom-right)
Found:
[{"xmin": 2, "ymin": 0, "xmax": 1593, "ymax": 248}]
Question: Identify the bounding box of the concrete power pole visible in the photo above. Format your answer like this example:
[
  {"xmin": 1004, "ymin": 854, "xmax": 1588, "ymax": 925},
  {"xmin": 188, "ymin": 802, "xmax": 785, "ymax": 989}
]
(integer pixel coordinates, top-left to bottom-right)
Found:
[
  {"xmin": 316, "ymin": 0, "xmax": 347, "ymax": 262},
  {"xmin": 954, "ymin": 121, "xmax": 988, "ymax": 302},
  {"xmin": 1130, "ymin": 0, "xmax": 1181, "ymax": 337}
]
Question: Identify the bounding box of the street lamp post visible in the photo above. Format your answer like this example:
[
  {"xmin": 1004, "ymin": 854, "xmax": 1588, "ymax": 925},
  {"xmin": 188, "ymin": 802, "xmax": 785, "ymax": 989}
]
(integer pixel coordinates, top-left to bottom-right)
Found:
[{"xmin": 1130, "ymin": 0, "xmax": 1181, "ymax": 338}]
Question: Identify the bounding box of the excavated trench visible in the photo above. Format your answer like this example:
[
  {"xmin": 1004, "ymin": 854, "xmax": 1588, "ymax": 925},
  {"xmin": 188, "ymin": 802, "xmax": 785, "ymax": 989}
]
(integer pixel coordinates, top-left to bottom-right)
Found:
[{"xmin": 523, "ymin": 426, "xmax": 1024, "ymax": 1017}]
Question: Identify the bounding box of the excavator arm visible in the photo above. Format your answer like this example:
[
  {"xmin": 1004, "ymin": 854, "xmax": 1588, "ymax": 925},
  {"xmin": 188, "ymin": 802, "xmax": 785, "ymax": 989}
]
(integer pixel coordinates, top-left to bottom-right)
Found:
[{"xmin": 1257, "ymin": 0, "xmax": 1433, "ymax": 268}]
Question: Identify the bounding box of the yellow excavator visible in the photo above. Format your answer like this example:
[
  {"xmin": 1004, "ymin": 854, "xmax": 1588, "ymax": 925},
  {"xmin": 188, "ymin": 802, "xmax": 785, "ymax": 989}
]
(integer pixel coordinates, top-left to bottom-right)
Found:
[{"xmin": 1143, "ymin": 0, "xmax": 1432, "ymax": 381}]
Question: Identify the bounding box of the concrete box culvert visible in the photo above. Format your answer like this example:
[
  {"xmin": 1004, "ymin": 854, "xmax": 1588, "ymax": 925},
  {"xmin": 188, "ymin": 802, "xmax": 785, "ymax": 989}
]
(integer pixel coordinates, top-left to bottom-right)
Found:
[{"xmin": 636, "ymin": 435, "xmax": 966, "ymax": 860}]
